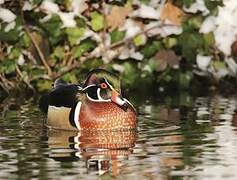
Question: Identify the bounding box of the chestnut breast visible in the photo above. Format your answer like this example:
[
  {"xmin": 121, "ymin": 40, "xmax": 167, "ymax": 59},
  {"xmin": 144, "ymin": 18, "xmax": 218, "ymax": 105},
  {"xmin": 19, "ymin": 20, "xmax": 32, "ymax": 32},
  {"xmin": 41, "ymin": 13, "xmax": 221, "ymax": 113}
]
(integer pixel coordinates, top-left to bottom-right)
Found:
[{"xmin": 79, "ymin": 101, "xmax": 137, "ymax": 130}]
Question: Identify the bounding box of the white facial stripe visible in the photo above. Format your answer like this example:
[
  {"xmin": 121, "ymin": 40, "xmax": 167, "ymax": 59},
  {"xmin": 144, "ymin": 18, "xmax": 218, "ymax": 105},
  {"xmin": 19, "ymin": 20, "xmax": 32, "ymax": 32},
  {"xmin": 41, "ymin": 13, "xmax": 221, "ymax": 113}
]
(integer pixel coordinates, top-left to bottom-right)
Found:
[
  {"xmin": 97, "ymin": 88, "xmax": 103, "ymax": 101},
  {"xmin": 74, "ymin": 102, "xmax": 81, "ymax": 130},
  {"xmin": 77, "ymin": 85, "xmax": 83, "ymax": 91},
  {"xmin": 105, "ymin": 79, "xmax": 113, "ymax": 90},
  {"xmin": 82, "ymin": 84, "xmax": 97, "ymax": 91},
  {"xmin": 86, "ymin": 93, "xmax": 111, "ymax": 102}
]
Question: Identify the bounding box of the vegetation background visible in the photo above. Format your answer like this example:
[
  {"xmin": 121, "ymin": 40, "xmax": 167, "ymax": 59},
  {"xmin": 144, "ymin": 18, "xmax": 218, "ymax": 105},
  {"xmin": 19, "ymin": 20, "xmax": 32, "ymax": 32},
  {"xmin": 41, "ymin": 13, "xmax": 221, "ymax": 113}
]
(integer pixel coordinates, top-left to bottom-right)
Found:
[{"xmin": 0, "ymin": 0, "xmax": 236, "ymax": 94}]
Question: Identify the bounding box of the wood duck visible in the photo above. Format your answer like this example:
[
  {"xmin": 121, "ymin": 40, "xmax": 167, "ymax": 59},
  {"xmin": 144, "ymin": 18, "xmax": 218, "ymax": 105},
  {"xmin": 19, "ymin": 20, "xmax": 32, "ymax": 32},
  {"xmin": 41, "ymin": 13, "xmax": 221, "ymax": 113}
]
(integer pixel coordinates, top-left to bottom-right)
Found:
[{"xmin": 39, "ymin": 69, "xmax": 137, "ymax": 131}]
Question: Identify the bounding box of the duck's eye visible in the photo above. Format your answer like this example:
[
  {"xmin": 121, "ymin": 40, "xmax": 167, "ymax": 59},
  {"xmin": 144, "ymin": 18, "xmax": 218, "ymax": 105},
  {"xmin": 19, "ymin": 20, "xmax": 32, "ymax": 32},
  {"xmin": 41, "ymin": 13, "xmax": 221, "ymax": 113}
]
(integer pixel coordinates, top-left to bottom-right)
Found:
[{"xmin": 100, "ymin": 83, "xmax": 108, "ymax": 89}]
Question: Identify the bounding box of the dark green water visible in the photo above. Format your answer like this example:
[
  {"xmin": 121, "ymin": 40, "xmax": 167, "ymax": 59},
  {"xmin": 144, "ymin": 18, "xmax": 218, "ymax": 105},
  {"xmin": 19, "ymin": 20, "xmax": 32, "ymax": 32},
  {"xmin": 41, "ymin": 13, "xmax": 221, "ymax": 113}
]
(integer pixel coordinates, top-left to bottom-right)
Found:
[{"xmin": 0, "ymin": 94, "xmax": 237, "ymax": 179}]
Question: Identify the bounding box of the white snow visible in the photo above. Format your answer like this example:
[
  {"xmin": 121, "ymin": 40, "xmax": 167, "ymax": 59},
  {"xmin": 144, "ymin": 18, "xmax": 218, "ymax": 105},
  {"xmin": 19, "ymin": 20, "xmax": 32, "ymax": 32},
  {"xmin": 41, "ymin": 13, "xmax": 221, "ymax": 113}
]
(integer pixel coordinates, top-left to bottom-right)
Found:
[
  {"xmin": 122, "ymin": 19, "xmax": 141, "ymax": 39},
  {"xmin": 145, "ymin": 22, "xmax": 182, "ymax": 37},
  {"xmin": 119, "ymin": 47, "xmax": 144, "ymax": 60},
  {"xmin": 198, "ymin": 0, "xmax": 237, "ymax": 56},
  {"xmin": 58, "ymin": 12, "xmax": 76, "ymax": 28},
  {"xmin": 183, "ymin": 0, "xmax": 209, "ymax": 15},
  {"xmin": 40, "ymin": 0, "xmax": 60, "ymax": 14},
  {"xmin": 40, "ymin": 1, "xmax": 78, "ymax": 28},
  {"xmin": 18, "ymin": 54, "xmax": 25, "ymax": 66},
  {"xmin": 0, "ymin": 8, "xmax": 16, "ymax": 23},
  {"xmin": 225, "ymin": 57, "xmax": 237, "ymax": 75},
  {"xmin": 196, "ymin": 54, "xmax": 212, "ymax": 71},
  {"xmin": 214, "ymin": 1, "xmax": 237, "ymax": 55},
  {"xmin": 4, "ymin": 21, "xmax": 16, "ymax": 32},
  {"xmin": 71, "ymin": 0, "xmax": 88, "ymax": 14},
  {"xmin": 23, "ymin": 1, "xmax": 33, "ymax": 11},
  {"xmin": 199, "ymin": 16, "xmax": 216, "ymax": 34},
  {"xmin": 131, "ymin": 4, "xmax": 160, "ymax": 19}
]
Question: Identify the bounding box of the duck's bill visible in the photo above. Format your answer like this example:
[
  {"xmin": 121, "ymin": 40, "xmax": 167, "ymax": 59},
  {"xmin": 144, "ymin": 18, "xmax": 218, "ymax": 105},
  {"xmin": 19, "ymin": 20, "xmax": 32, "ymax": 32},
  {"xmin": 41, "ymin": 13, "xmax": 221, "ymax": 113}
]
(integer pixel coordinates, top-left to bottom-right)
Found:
[{"xmin": 111, "ymin": 90, "xmax": 129, "ymax": 111}]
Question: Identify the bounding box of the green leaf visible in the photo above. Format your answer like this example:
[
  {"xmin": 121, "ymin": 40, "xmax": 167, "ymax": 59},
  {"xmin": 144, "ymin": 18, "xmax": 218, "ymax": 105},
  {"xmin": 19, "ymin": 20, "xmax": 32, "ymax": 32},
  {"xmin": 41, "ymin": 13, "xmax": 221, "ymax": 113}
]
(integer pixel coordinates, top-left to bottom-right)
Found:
[
  {"xmin": 19, "ymin": 33, "xmax": 31, "ymax": 48},
  {"xmin": 91, "ymin": 11, "xmax": 104, "ymax": 31},
  {"xmin": 8, "ymin": 48, "xmax": 21, "ymax": 59},
  {"xmin": 65, "ymin": 27, "xmax": 85, "ymax": 45},
  {"xmin": 178, "ymin": 31, "xmax": 204, "ymax": 61},
  {"xmin": 212, "ymin": 61, "xmax": 226, "ymax": 69},
  {"xmin": 72, "ymin": 39, "xmax": 96, "ymax": 58},
  {"xmin": 0, "ymin": 60, "xmax": 16, "ymax": 74},
  {"xmin": 163, "ymin": 37, "xmax": 177, "ymax": 49},
  {"xmin": 82, "ymin": 58, "xmax": 103, "ymax": 70},
  {"xmin": 204, "ymin": 0, "xmax": 223, "ymax": 14},
  {"xmin": 141, "ymin": 41, "xmax": 163, "ymax": 58},
  {"xmin": 42, "ymin": 15, "xmax": 62, "ymax": 44},
  {"xmin": 133, "ymin": 35, "xmax": 145, "ymax": 46},
  {"xmin": 110, "ymin": 29, "xmax": 125, "ymax": 43},
  {"xmin": 62, "ymin": 73, "xmax": 77, "ymax": 83},
  {"xmin": 0, "ymin": 24, "xmax": 19, "ymax": 42},
  {"xmin": 179, "ymin": 71, "xmax": 192, "ymax": 89},
  {"xmin": 122, "ymin": 62, "xmax": 139, "ymax": 86},
  {"xmin": 36, "ymin": 79, "xmax": 52, "ymax": 92},
  {"xmin": 183, "ymin": 0, "xmax": 195, "ymax": 8},
  {"xmin": 203, "ymin": 32, "xmax": 215, "ymax": 53},
  {"xmin": 52, "ymin": 46, "xmax": 65, "ymax": 60}
]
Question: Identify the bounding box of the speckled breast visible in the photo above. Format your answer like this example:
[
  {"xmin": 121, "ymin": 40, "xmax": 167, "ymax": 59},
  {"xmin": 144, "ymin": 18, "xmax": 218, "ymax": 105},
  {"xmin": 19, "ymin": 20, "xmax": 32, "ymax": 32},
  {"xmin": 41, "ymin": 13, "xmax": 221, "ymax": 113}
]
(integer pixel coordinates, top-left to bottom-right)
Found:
[{"xmin": 79, "ymin": 101, "xmax": 137, "ymax": 130}]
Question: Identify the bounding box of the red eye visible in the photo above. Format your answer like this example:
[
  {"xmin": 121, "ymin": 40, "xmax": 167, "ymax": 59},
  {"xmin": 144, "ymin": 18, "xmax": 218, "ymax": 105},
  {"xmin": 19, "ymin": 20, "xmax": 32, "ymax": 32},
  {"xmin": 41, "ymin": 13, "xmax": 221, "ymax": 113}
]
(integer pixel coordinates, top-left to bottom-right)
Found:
[{"xmin": 100, "ymin": 83, "xmax": 108, "ymax": 89}]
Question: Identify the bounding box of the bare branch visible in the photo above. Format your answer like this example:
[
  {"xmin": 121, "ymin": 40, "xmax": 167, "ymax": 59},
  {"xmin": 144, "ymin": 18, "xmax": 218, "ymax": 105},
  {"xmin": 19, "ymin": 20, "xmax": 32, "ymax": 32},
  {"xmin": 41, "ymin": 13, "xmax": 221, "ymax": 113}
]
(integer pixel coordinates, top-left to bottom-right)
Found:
[
  {"xmin": 52, "ymin": 22, "xmax": 173, "ymax": 80},
  {"xmin": 19, "ymin": 0, "xmax": 52, "ymax": 76},
  {"xmin": 15, "ymin": 64, "xmax": 36, "ymax": 93}
]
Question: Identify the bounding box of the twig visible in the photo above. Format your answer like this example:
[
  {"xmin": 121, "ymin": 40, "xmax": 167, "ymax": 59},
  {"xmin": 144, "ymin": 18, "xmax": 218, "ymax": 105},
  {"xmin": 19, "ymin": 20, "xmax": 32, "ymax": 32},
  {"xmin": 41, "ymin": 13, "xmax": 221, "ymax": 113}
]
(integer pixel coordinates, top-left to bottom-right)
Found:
[
  {"xmin": 24, "ymin": 26, "xmax": 52, "ymax": 76},
  {"xmin": 52, "ymin": 23, "xmax": 173, "ymax": 80},
  {"xmin": 109, "ymin": 23, "xmax": 170, "ymax": 49},
  {"xmin": 19, "ymin": 0, "xmax": 52, "ymax": 76},
  {"xmin": 0, "ymin": 74, "xmax": 15, "ymax": 93},
  {"xmin": 15, "ymin": 64, "xmax": 36, "ymax": 92}
]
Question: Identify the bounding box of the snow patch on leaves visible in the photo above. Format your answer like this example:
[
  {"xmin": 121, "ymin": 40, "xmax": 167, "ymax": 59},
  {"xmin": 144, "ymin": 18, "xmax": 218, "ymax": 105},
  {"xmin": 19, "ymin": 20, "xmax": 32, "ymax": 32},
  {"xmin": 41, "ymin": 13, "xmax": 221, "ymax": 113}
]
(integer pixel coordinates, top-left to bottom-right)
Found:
[
  {"xmin": 183, "ymin": 0, "xmax": 209, "ymax": 15},
  {"xmin": 199, "ymin": 0, "xmax": 237, "ymax": 55},
  {"xmin": 145, "ymin": 22, "xmax": 182, "ymax": 37},
  {"xmin": 71, "ymin": 0, "xmax": 88, "ymax": 14},
  {"xmin": 58, "ymin": 12, "xmax": 76, "ymax": 28},
  {"xmin": 0, "ymin": 8, "xmax": 16, "ymax": 23},
  {"xmin": 199, "ymin": 16, "xmax": 216, "ymax": 34},
  {"xmin": 40, "ymin": 1, "xmax": 60, "ymax": 14},
  {"xmin": 196, "ymin": 54, "xmax": 212, "ymax": 71},
  {"xmin": 131, "ymin": 4, "xmax": 160, "ymax": 19},
  {"xmin": 214, "ymin": 0, "xmax": 237, "ymax": 55},
  {"xmin": 119, "ymin": 47, "xmax": 144, "ymax": 60},
  {"xmin": 122, "ymin": 19, "xmax": 141, "ymax": 39},
  {"xmin": 23, "ymin": 1, "xmax": 33, "ymax": 11},
  {"xmin": 40, "ymin": 1, "xmax": 77, "ymax": 27}
]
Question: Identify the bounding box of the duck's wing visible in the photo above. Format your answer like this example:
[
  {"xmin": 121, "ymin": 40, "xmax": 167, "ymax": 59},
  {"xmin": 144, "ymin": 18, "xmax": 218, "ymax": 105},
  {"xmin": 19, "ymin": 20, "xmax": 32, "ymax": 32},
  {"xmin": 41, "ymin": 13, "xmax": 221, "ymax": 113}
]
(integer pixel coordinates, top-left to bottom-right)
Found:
[{"xmin": 39, "ymin": 83, "xmax": 80, "ymax": 114}]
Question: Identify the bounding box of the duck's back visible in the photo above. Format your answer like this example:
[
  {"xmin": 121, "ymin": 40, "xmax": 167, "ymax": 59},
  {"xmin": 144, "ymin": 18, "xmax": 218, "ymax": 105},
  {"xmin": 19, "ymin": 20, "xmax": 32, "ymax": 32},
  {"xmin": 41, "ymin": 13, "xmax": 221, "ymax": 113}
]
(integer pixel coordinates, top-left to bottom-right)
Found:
[{"xmin": 39, "ymin": 83, "xmax": 79, "ymax": 113}]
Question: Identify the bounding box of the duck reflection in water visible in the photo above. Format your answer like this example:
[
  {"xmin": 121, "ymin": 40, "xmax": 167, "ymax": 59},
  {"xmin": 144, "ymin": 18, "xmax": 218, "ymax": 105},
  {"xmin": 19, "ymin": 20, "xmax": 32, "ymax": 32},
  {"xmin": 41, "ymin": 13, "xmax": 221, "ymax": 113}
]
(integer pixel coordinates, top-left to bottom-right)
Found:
[{"xmin": 46, "ymin": 129, "xmax": 137, "ymax": 176}]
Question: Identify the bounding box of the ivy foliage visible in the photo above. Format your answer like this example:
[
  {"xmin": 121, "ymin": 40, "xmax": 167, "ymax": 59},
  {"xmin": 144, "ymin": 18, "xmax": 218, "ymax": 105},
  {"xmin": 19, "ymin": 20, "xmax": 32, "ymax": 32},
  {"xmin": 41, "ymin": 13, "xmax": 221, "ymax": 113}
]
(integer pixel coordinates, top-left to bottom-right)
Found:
[{"xmin": 0, "ymin": 0, "xmax": 236, "ymax": 93}]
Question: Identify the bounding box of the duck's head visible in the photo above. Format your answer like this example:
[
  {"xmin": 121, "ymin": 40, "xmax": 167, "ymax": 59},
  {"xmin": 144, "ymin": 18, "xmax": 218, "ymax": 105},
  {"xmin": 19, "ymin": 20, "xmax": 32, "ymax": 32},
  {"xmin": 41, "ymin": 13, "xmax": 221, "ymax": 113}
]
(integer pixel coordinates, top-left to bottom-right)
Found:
[{"xmin": 80, "ymin": 69, "xmax": 134, "ymax": 112}]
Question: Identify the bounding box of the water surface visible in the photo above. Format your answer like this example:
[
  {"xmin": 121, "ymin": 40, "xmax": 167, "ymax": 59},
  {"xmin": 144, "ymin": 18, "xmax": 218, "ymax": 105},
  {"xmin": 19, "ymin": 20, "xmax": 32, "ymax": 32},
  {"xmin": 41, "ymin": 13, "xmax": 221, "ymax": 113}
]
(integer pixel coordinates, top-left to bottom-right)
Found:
[{"xmin": 0, "ymin": 94, "xmax": 237, "ymax": 179}]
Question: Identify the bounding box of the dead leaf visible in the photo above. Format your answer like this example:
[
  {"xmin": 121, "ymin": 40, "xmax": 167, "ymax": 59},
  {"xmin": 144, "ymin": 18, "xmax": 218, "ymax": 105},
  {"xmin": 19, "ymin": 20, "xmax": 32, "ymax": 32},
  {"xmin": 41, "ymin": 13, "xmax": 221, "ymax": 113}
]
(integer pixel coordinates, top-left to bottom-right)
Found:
[
  {"xmin": 106, "ymin": 4, "xmax": 132, "ymax": 31},
  {"xmin": 160, "ymin": 2, "xmax": 183, "ymax": 26},
  {"xmin": 155, "ymin": 50, "xmax": 180, "ymax": 71}
]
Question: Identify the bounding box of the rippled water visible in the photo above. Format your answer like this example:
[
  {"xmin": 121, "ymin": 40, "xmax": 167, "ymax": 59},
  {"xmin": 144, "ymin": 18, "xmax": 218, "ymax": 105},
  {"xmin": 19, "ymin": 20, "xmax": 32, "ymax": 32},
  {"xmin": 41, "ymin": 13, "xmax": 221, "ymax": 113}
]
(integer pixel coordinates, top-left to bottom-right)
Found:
[{"xmin": 0, "ymin": 94, "xmax": 237, "ymax": 179}]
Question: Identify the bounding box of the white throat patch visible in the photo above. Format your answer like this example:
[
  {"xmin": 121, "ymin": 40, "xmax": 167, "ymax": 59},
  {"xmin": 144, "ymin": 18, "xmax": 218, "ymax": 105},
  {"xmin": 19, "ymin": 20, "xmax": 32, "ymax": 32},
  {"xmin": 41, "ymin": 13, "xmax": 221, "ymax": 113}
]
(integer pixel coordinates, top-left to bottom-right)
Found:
[{"xmin": 74, "ymin": 102, "xmax": 82, "ymax": 130}]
